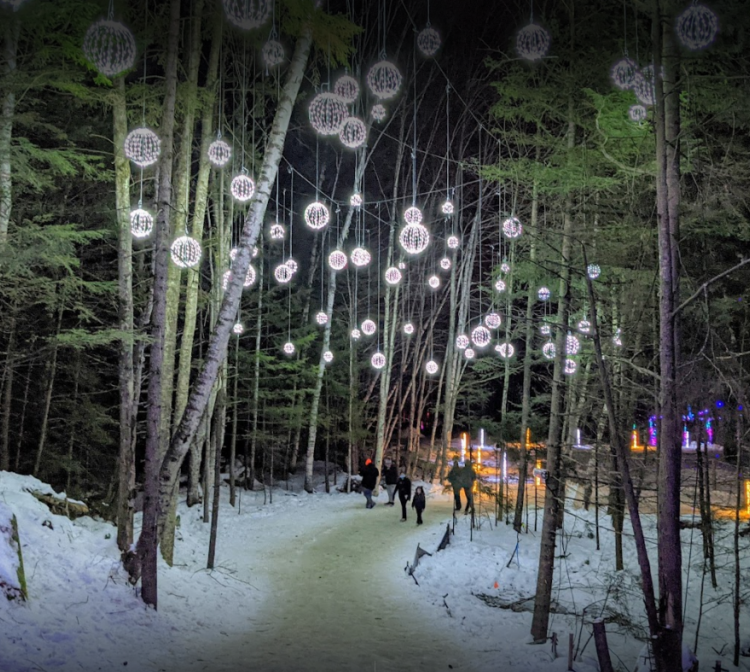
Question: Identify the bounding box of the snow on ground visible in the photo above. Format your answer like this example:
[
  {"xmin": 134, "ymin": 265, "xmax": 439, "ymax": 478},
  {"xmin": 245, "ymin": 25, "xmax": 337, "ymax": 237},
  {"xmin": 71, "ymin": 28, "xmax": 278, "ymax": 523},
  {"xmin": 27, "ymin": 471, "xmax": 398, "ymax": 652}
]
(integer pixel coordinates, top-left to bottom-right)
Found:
[{"xmin": 1, "ymin": 468, "xmax": 749, "ymax": 672}]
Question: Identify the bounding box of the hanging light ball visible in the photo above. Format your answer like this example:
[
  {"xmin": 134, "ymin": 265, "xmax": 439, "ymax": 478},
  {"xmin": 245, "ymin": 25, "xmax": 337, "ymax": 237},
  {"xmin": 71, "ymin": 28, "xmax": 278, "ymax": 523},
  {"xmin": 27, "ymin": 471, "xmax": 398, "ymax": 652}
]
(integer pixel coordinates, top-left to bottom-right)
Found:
[
  {"xmin": 629, "ymin": 104, "xmax": 648, "ymax": 122},
  {"xmin": 385, "ymin": 267, "xmax": 402, "ymax": 285},
  {"xmin": 170, "ymin": 235, "xmax": 202, "ymax": 268},
  {"xmin": 566, "ymin": 334, "xmax": 581, "ymax": 355},
  {"xmin": 447, "ymin": 235, "xmax": 460, "ymax": 250},
  {"xmin": 124, "ymin": 128, "xmax": 161, "ymax": 168},
  {"xmin": 304, "ymin": 201, "xmax": 330, "ymax": 230},
  {"xmin": 269, "ymin": 223, "xmax": 285, "ymax": 240},
  {"xmin": 371, "ymin": 104, "xmax": 387, "ymax": 122},
  {"xmin": 262, "ymin": 39, "xmax": 284, "ymax": 67},
  {"xmin": 403, "ymin": 322, "xmax": 415, "ymax": 335},
  {"xmin": 441, "ymin": 200, "xmax": 454, "ymax": 216},
  {"xmin": 516, "ymin": 23, "xmax": 551, "ymax": 61},
  {"xmin": 366, "ymin": 60, "xmax": 403, "ymax": 100},
  {"xmin": 351, "ymin": 328, "xmax": 361, "ymax": 340},
  {"xmin": 232, "ymin": 322, "xmax": 244, "ymax": 335},
  {"xmin": 471, "ymin": 325, "xmax": 491, "ymax": 348},
  {"xmin": 399, "ymin": 223, "xmax": 430, "ymax": 255},
  {"xmin": 587, "ymin": 263, "xmax": 601, "ymax": 279},
  {"xmin": 315, "ymin": 311, "xmax": 328, "ymax": 326},
  {"xmin": 484, "ymin": 312, "xmax": 502, "ymax": 329},
  {"xmin": 309, "ymin": 92, "xmax": 349, "ymax": 136},
  {"xmin": 500, "ymin": 262, "xmax": 511, "ymax": 274},
  {"xmin": 425, "ymin": 360, "xmax": 439, "ymax": 375},
  {"xmin": 496, "ymin": 342, "xmax": 515, "ymax": 358},
  {"xmin": 371, "ymin": 352, "xmax": 387, "ymax": 370},
  {"xmin": 440, "ymin": 257, "xmax": 452, "ymax": 271},
  {"xmin": 222, "ymin": 270, "xmax": 233, "ymax": 291},
  {"xmin": 542, "ymin": 342, "xmax": 556, "ymax": 360},
  {"xmin": 130, "ymin": 208, "xmax": 153, "ymax": 239},
  {"xmin": 417, "ymin": 26, "xmax": 442, "ymax": 57},
  {"xmin": 398, "ymin": 261, "xmax": 407, "ymax": 270},
  {"xmin": 339, "ymin": 116, "xmax": 367, "ymax": 149},
  {"xmin": 633, "ymin": 67, "xmax": 656, "ymax": 106},
  {"xmin": 495, "ymin": 278, "xmax": 507, "ymax": 293},
  {"xmin": 222, "ymin": 0, "xmax": 272, "ymax": 30},
  {"xmin": 564, "ymin": 358, "xmax": 578, "ymax": 375},
  {"xmin": 404, "ymin": 206, "xmax": 423, "ymax": 224},
  {"xmin": 428, "ymin": 275, "xmax": 440, "ymax": 289},
  {"xmin": 328, "ymin": 249, "xmax": 348, "ymax": 271},
  {"xmin": 243, "ymin": 264, "xmax": 257, "ymax": 287},
  {"xmin": 350, "ymin": 192, "xmax": 363, "ymax": 207},
  {"xmin": 676, "ymin": 3, "xmax": 719, "ymax": 51},
  {"xmin": 283, "ymin": 341, "xmax": 296, "ymax": 355},
  {"xmin": 208, "ymin": 139, "xmax": 232, "ymax": 167},
  {"xmin": 323, "ymin": 350, "xmax": 334, "ymax": 363},
  {"xmin": 464, "ymin": 348, "xmax": 476, "ymax": 360},
  {"xmin": 361, "ymin": 319, "xmax": 377, "ymax": 336},
  {"xmin": 82, "ymin": 19, "xmax": 137, "ymax": 78},
  {"xmin": 285, "ymin": 258, "xmax": 298, "ymax": 273},
  {"xmin": 502, "ymin": 216, "xmax": 523, "ymax": 239},
  {"xmin": 334, "ymin": 74, "xmax": 360, "ymax": 103},
  {"xmin": 613, "ymin": 328, "xmax": 623, "ymax": 347},
  {"xmin": 274, "ymin": 263, "xmax": 293, "ymax": 284},
  {"xmin": 231, "ymin": 174, "xmax": 255, "ymax": 202},
  {"xmin": 350, "ymin": 247, "xmax": 371, "ymax": 267},
  {"xmin": 578, "ymin": 320, "xmax": 591, "ymax": 334},
  {"xmin": 456, "ymin": 334, "xmax": 469, "ymax": 350},
  {"xmin": 540, "ymin": 324, "xmax": 551, "ymax": 336},
  {"xmin": 230, "ymin": 247, "xmax": 238, "ymax": 261},
  {"xmin": 610, "ymin": 56, "xmax": 638, "ymax": 90},
  {"xmin": 538, "ymin": 286, "xmax": 551, "ymax": 301}
]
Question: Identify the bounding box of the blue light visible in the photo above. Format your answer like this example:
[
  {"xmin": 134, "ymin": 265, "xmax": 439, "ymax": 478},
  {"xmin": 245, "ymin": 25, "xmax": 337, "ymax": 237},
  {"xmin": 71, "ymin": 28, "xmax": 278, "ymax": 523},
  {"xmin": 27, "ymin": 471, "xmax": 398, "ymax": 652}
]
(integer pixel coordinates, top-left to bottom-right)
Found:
[{"xmin": 716, "ymin": 400, "xmax": 725, "ymax": 408}]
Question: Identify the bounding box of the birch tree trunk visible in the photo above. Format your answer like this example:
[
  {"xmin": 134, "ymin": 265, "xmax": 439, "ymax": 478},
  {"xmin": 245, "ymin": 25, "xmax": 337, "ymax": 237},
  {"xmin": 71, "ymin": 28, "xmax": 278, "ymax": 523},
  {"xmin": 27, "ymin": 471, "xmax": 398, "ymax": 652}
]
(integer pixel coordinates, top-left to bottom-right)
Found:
[
  {"xmin": 0, "ymin": 308, "xmax": 15, "ymax": 471},
  {"xmin": 0, "ymin": 19, "xmax": 19, "ymax": 247}
]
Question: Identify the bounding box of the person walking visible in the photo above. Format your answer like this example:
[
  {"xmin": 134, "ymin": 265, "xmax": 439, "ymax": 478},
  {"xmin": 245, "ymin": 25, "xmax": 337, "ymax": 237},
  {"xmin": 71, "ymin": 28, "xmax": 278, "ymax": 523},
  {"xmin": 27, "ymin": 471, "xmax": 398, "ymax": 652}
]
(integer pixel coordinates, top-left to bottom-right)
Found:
[
  {"xmin": 461, "ymin": 460, "xmax": 477, "ymax": 514},
  {"xmin": 447, "ymin": 458, "xmax": 462, "ymax": 511},
  {"xmin": 360, "ymin": 458, "xmax": 379, "ymax": 509},
  {"xmin": 395, "ymin": 468, "xmax": 411, "ymax": 521},
  {"xmin": 412, "ymin": 486, "xmax": 426, "ymax": 525},
  {"xmin": 383, "ymin": 457, "xmax": 398, "ymax": 506}
]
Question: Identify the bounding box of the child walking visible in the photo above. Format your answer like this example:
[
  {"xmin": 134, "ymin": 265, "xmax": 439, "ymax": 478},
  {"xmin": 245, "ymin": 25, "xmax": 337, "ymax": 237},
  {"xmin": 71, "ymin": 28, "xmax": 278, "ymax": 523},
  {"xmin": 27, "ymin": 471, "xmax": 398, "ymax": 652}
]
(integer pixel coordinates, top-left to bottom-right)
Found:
[{"xmin": 412, "ymin": 486, "xmax": 426, "ymax": 525}]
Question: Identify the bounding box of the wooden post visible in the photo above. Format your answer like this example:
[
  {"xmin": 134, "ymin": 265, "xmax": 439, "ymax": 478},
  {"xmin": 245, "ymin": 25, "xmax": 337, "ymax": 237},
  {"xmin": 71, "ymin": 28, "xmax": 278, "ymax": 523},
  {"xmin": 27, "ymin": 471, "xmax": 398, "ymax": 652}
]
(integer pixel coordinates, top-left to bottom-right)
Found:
[
  {"xmin": 568, "ymin": 632, "xmax": 574, "ymax": 670},
  {"xmin": 592, "ymin": 620, "xmax": 615, "ymax": 672}
]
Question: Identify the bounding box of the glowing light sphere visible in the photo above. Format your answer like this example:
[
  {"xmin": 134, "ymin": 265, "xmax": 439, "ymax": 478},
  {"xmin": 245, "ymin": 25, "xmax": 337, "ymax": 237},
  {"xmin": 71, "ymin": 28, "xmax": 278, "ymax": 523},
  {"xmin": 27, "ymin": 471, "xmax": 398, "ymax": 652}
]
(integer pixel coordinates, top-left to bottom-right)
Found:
[
  {"xmin": 230, "ymin": 247, "xmax": 238, "ymax": 261},
  {"xmin": 124, "ymin": 128, "xmax": 160, "ymax": 168},
  {"xmin": 366, "ymin": 60, "xmax": 402, "ymax": 100},
  {"xmin": 304, "ymin": 201, "xmax": 330, "ymax": 230},
  {"xmin": 170, "ymin": 235, "xmax": 202, "ymax": 269},
  {"xmin": 566, "ymin": 334, "xmax": 581, "ymax": 355},
  {"xmin": 371, "ymin": 104, "xmax": 387, "ymax": 122},
  {"xmin": 540, "ymin": 324, "xmax": 551, "ymax": 336},
  {"xmin": 447, "ymin": 235, "xmax": 460, "ymax": 249},
  {"xmin": 464, "ymin": 348, "xmax": 476, "ymax": 360},
  {"xmin": 587, "ymin": 263, "xmax": 601, "ymax": 279},
  {"xmin": 417, "ymin": 26, "xmax": 441, "ymax": 57},
  {"xmin": 610, "ymin": 56, "xmax": 638, "ymax": 90},
  {"xmin": 350, "ymin": 247, "xmax": 371, "ymax": 268},
  {"xmin": 309, "ymin": 92, "xmax": 348, "ymax": 136},
  {"xmin": 578, "ymin": 319, "xmax": 591, "ymax": 334},
  {"xmin": 351, "ymin": 328, "xmax": 361, "ymax": 340},
  {"xmin": 361, "ymin": 319, "xmax": 377, "ymax": 336},
  {"xmin": 440, "ymin": 257, "xmax": 452, "ymax": 271},
  {"xmin": 516, "ymin": 23, "xmax": 551, "ymax": 61},
  {"xmin": 208, "ymin": 139, "xmax": 231, "ymax": 167},
  {"xmin": 538, "ymin": 286, "xmax": 551, "ymax": 301},
  {"xmin": 564, "ymin": 358, "xmax": 578, "ymax": 375},
  {"xmin": 262, "ymin": 39, "xmax": 284, "ymax": 67},
  {"xmin": 222, "ymin": 0, "xmax": 272, "ymax": 30},
  {"xmin": 441, "ymin": 200, "xmax": 454, "ymax": 215},
  {"xmin": 426, "ymin": 359, "xmax": 440, "ymax": 376},
  {"xmin": 495, "ymin": 278, "xmax": 507, "ymax": 293},
  {"xmin": 82, "ymin": 19, "xmax": 137, "ymax": 78},
  {"xmin": 323, "ymin": 350, "xmax": 334, "ymax": 363},
  {"xmin": 633, "ymin": 68, "xmax": 656, "ymax": 106},
  {"xmin": 629, "ymin": 104, "xmax": 648, "ymax": 122},
  {"xmin": 222, "ymin": 270, "xmax": 232, "ymax": 291},
  {"xmin": 334, "ymin": 74, "xmax": 360, "ymax": 103},
  {"xmin": 274, "ymin": 263, "xmax": 293, "ymax": 284},
  {"xmin": 315, "ymin": 311, "xmax": 328, "ymax": 326},
  {"xmin": 404, "ymin": 206, "xmax": 423, "ymax": 224},
  {"xmin": 456, "ymin": 334, "xmax": 469, "ymax": 350},
  {"xmin": 398, "ymin": 262, "xmax": 407, "ymax": 270},
  {"xmin": 232, "ymin": 322, "xmax": 244, "ymax": 335},
  {"xmin": 285, "ymin": 258, "xmax": 298, "ymax": 273},
  {"xmin": 231, "ymin": 174, "xmax": 255, "ymax": 202},
  {"xmin": 471, "ymin": 325, "xmax": 491, "ymax": 348},
  {"xmin": 428, "ymin": 275, "xmax": 440, "ymax": 289},
  {"xmin": 328, "ymin": 249, "xmax": 348, "ymax": 271},
  {"xmin": 500, "ymin": 262, "xmax": 511, "ymax": 274},
  {"xmin": 269, "ymin": 223, "xmax": 285, "ymax": 241},
  {"xmin": 613, "ymin": 328, "xmax": 623, "ymax": 347},
  {"xmin": 340, "ymin": 116, "xmax": 367, "ymax": 149},
  {"xmin": 676, "ymin": 3, "xmax": 718, "ymax": 51},
  {"xmin": 130, "ymin": 208, "xmax": 153, "ymax": 239},
  {"xmin": 350, "ymin": 192, "xmax": 362, "ymax": 207},
  {"xmin": 496, "ymin": 342, "xmax": 515, "ymax": 358},
  {"xmin": 243, "ymin": 264, "xmax": 257, "ymax": 287},
  {"xmin": 542, "ymin": 342, "xmax": 556, "ymax": 360},
  {"xmin": 502, "ymin": 216, "xmax": 523, "ymax": 239},
  {"xmin": 399, "ymin": 223, "xmax": 430, "ymax": 255},
  {"xmin": 403, "ymin": 323, "xmax": 415, "ymax": 335},
  {"xmin": 385, "ymin": 267, "xmax": 402, "ymax": 285},
  {"xmin": 371, "ymin": 352, "xmax": 386, "ymax": 370},
  {"xmin": 283, "ymin": 341, "xmax": 295, "ymax": 355},
  {"xmin": 485, "ymin": 312, "xmax": 502, "ymax": 329}
]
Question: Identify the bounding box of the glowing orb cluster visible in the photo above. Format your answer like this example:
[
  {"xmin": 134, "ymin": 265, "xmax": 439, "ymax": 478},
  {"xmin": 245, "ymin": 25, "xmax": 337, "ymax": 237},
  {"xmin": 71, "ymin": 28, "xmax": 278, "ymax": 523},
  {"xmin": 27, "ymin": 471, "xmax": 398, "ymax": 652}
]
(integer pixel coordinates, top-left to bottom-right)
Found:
[
  {"xmin": 316, "ymin": 311, "xmax": 328, "ymax": 326},
  {"xmin": 564, "ymin": 359, "xmax": 577, "ymax": 375},
  {"xmin": 485, "ymin": 312, "xmax": 501, "ymax": 329},
  {"xmin": 361, "ymin": 319, "xmax": 377, "ymax": 336},
  {"xmin": 587, "ymin": 263, "xmax": 601, "ymax": 279},
  {"xmin": 385, "ymin": 267, "xmax": 402, "ymax": 285},
  {"xmin": 269, "ymin": 223, "xmax": 285, "ymax": 240},
  {"xmin": 262, "ymin": 40, "xmax": 284, "ymax": 67},
  {"xmin": 502, "ymin": 216, "xmax": 523, "ymax": 239},
  {"xmin": 633, "ymin": 66, "xmax": 656, "ymax": 106},
  {"xmin": 464, "ymin": 348, "xmax": 476, "ymax": 360},
  {"xmin": 540, "ymin": 324, "xmax": 551, "ymax": 336},
  {"xmin": 371, "ymin": 352, "xmax": 387, "ymax": 370},
  {"xmin": 371, "ymin": 104, "xmax": 387, "ymax": 122},
  {"xmin": 334, "ymin": 75, "xmax": 360, "ymax": 103},
  {"xmin": 456, "ymin": 334, "xmax": 469, "ymax": 350},
  {"xmin": 404, "ymin": 206, "xmax": 423, "ymax": 224},
  {"xmin": 170, "ymin": 235, "xmax": 202, "ymax": 268},
  {"xmin": 222, "ymin": 0, "xmax": 271, "ymax": 30},
  {"xmin": 274, "ymin": 263, "xmax": 293, "ymax": 284},
  {"xmin": 351, "ymin": 328, "xmax": 361, "ymax": 340},
  {"xmin": 471, "ymin": 325, "xmax": 491, "ymax": 348},
  {"xmin": 231, "ymin": 174, "xmax": 255, "ymax": 202},
  {"xmin": 516, "ymin": 23, "xmax": 551, "ymax": 61},
  {"xmin": 417, "ymin": 26, "xmax": 441, "ymax": 57},
  {"xmin": 82, "ymin": 19, "xmax": 137, "ymax": 78},
  {"xmin": 130, "ymin": 208, "xmax": 153, "ymax": 238},
  {"xmin": 243, "ymin": 264, "xmax": 257, "ymax": 287},
  {"xmin": 124, "ymin": 128, "xmax": 160, "ymax": 168},
  {"xmin": 440, "ymin": 257, "xmax": 452, "ymax": 271},
  {"xmin": 496, "ymin": 342, "xmax": 514, "ymax": 358},
  {"xmin": 285, "ymin": 258, "xmax": 298, "ymax": 273},
  {"xmin": 208, "ymin": 139, "xmax": 231, "ymax": 167},
  {"xmin": 366, "ymin": 60, "xmax": 402, "ymax": 100},
  {"xmin": 283, "ymin": 341, "xmax": 295, "ymax": 355},
  {"xmin": 566, "ymin": 334, "xmax": 581, "ymax": 355},
  {"xmin": 500, "ymin": 262, "xmax": 511, "ymax": 274},
  {"xmin": 232, "ymin": 322, "xmax": 244, "ymax": 335},
  {"xmin": 542, "ymin": 342, "xmax": 556, "ymax": 360},
  {"xmin": 340, "ymin": 116, "xmax": 367, "ymax": 149},
  {"xmin": 309, "ymin": 92, "xmax": 349, "ymax": 136},
  {"xmin": 629, "ymin": 104, "xmax": 647, "ymax": 122},
  {"xmin": 304, "ymin": 201, "xmax": 330, "ymax": 230},
  {"xmin": 495, "ymin": 278, "xmax": 507, "ymax": 293},
  {"xmin": 441, "ymin": 200, "xmax": 454, "ymax": 215},
  {"xmin": 399, "ymin": 223, "xmax": 430, "ymax": 255},
  {"xmin": 328, "ymin": 249, "xmax": 348, "ymax": 271},
  {"xmin": 424, "ymin": 359, "xmax": 439, "ymax": 376},
  {"xmin": 613, "ymin": 328, "xmax": 623, "ymax": 347},
  {"xmin": 610, "ymin": 56, "xmax": 637, "ymax": 90},
  {"xmin": 350, "ymin": 192, "xmax": 362, "ymax": 207},
  {"xmin": 578, "ymin": 319, "xmax": 591, "ymax": 334},
  {"xmin": 676, "ymin": 3, "xmax": 718, "ymax": 51},
  {"xmin": 350, "ymin": 247, "xmax": 371, "ymax": 267},
  {"xmin": 403, "ymin": 323, "xmax": 415, "ymax": 335},
  {"xmin": 428, "ymin": 275, "xmax": 440, "ymax": 289},
  {"xmin": 538, "ymin": 286, "xmax": 551, "ymax": 301},
  {"xmin": 323, "ymin": 350, "xmax": 334, "ymax": 363},
  {"xmin": 447, "ymin": 235, "xmax": 460, "ymax": 249}
]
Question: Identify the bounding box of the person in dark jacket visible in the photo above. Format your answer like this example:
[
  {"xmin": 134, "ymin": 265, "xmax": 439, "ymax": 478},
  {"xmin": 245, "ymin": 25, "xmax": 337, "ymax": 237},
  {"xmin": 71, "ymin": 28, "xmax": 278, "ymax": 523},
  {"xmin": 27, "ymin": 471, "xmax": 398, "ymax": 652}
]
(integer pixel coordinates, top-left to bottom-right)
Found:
[
  {"xmin": 383, "ymin": 457, "xmax": 399, "ymax": 506},
  {"xmin": 395, "ymin": 468, "xmax": 412, "ymax": 521},
  {"xmin": 460, "ymin": 460, "xmax": 477, "ymax": 513},
  {"xmin": 447, "ymin": 458, "xmax": 462, "ymax": 511},
  {"xmin": 412, "ymin": 486, "xmax": 426, "ymax": 525},
  {"xmin": 360, "ymin": 458, "xmax": 379, "ymax": 509}
]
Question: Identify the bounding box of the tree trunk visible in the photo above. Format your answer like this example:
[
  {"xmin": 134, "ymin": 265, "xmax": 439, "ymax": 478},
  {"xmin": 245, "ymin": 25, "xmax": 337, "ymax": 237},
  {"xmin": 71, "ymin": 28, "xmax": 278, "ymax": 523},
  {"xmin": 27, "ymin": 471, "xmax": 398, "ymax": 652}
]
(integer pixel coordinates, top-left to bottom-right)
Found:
[
  {"xmin": 0, "ymin": 19, "xmax": 19, "ymax": 247},
  {"xmin": 207, "ymin": 387, "xmax": 226, "ymax": 569},
  {"xmin": 229, "ymin": 335, "xmax": 239, "ymax": 506},
  {"xmin": 13, "ymin": 362, "xmax": 31, "ymax": 471},
  {"xmin": 0, "ymin": 308, "xmax": 15, "ymax": 471}
]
